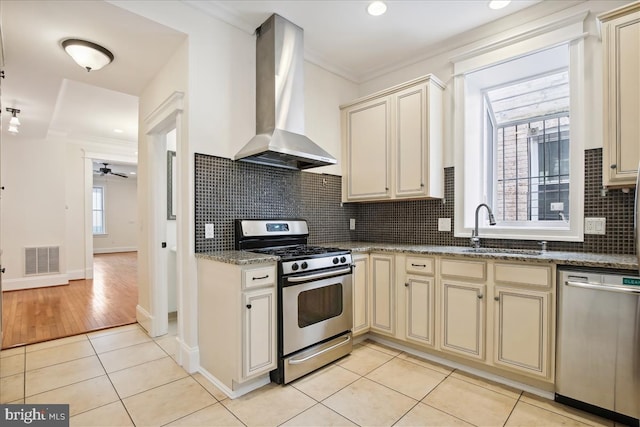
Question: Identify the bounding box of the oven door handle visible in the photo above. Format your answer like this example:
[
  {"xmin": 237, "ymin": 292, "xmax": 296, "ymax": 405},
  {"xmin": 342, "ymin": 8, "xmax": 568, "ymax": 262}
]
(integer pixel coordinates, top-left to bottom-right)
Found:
[
  {"xmin": 288, "ymin": 335, "xmax": 352, "ymax": 365},
  {"xmin": 286, "ymin": 267, "xmax": 352, "ymax": 283}
]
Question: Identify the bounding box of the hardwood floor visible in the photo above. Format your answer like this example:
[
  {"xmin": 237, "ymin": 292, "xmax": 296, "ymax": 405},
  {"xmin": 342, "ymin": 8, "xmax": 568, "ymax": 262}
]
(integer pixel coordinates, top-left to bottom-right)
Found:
[{"xmin": 1, "ymin": 252, "xmax": 138, "ymax": 349}]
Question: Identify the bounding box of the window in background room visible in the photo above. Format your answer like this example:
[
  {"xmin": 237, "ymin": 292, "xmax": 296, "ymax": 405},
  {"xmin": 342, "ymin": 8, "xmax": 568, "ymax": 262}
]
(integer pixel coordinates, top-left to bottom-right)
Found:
[{"xmin": 93, "ymin": 186, "xmax": 106, "ymax": 235}]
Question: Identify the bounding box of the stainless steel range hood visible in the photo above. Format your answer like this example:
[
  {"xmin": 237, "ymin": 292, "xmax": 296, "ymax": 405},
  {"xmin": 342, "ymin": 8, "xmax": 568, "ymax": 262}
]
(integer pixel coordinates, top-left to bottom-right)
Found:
[{"xmin": 234, "ymin": 14, "xmax": 337, "ymax": 170}]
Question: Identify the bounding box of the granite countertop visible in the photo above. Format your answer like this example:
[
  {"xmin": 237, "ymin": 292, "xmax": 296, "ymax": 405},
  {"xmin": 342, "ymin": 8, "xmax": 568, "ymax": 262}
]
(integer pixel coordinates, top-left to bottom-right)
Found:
[{"xmin": 196, "ymin": 243, "xmax": 638, "ymax": 270}]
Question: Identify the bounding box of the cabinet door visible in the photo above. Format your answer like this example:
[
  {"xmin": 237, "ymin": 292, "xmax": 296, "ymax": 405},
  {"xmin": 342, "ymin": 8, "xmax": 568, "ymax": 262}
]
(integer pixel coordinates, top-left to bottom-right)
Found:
[
  {"xmin": 242, "ymin": 288, "xmax": 276, "ymax": 380},
  {"xmin": 344, "ymin": 98, "xmax": 391, "ymax": 200},
  {"xmin": 395, "ymin": 84, "xmax": 427, "ymax": 198},
  {"xmin": 493, "ymin": 287, "xmax": 550, "ymax": 378},
  {"xmin": 440, "ymin": 281, "xmax": 485, "ymax": 360},
  {"xmin": 352, "ymin": 254, "xmax": 370, "ymax": 336},
  {"xmin": 370, "ymin": 254, "xmax": 395, "ymax": 335},
  {"xmin": 405, "ymin": 275, "xmax": 435, "ymax": 346},
  {"xmin": 603, "ymin": 7, "xmax": 640, "ymax": 186}
]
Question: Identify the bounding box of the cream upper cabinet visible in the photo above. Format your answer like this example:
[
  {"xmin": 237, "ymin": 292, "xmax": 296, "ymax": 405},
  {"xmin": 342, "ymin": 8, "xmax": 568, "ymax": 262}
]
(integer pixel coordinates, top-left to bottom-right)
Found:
[
  {"xmin": 342, "ymin": 97, "xmax": 391, "ymax": 200},
  {"xmin": 341, "ymin": 75, "xmax": 444, "ymax": 202},
  {"xmin": 493, "ymin": 286, "xmax": 550, "ymax": 378},
  {"xmin": 352, "ymin": 254, "xmax": 370, "ymax": 336},
  {"xmin": 370, "ymin": 253, "xmax": 395, "ymax": 336},
  {"xmin": 600, "ymin": 2, "xmax": 640, "ymax": 187}
]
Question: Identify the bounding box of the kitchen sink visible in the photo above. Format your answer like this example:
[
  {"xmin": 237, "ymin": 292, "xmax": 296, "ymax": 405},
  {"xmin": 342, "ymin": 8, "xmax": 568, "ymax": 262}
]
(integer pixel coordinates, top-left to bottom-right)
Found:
[{"xmin": 462, "ymin": 248, "xmax": 543, "ymax": 256}]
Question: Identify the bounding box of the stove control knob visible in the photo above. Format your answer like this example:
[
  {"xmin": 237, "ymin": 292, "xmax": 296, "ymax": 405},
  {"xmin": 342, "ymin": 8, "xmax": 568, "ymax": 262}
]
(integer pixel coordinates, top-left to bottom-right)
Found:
[
  {"xmin": 291, "ymin": 263, "xmax": 299, "ymax": 271},
  {"xmin": 333, "ymin": 257, "xmax": 339, "ymax": 265},
  {"xmin": 340, "ymin": 256, "xmax": 346, "ymax": 263},
  {"xmin": 301, "ymin": 262, "xmax": 308, "ymax": 269}
]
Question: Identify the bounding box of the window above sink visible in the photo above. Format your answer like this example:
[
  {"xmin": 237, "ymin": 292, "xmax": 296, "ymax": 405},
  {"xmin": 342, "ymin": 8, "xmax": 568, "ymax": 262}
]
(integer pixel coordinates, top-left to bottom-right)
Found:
[{"xmin": 452, "ymin": 12, "xmax": 587, "ymax": 243}]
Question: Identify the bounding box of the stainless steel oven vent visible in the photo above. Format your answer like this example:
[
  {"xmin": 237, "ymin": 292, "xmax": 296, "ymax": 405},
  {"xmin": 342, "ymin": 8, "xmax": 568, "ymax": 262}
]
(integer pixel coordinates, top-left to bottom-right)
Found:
[{"xmin": 234, "ymin": 14, "xmax": 337, "ymax": 170}]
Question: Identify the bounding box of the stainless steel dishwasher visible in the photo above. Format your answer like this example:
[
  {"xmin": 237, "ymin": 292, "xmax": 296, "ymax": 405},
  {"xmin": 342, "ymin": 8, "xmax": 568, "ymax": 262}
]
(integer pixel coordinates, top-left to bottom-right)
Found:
[{"xmin": 556, "ymin": 268, "xmax": 640, "ymax": 426}]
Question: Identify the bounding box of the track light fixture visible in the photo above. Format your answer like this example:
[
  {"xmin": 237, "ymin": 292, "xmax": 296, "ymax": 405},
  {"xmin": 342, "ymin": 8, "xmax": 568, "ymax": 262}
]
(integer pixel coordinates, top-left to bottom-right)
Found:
[
  {"xmin": 62, "ymin": 39, "xmax": 114, "ymax": 72},
  {"xmin": 6, "ymin": 108, "xmax": 21, "ymax": 134}
]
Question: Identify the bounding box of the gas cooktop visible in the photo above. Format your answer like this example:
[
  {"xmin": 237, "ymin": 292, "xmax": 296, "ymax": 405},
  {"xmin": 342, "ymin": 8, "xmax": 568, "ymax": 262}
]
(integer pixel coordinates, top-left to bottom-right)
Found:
[{"xmin": 251, "ymin": 244, "xmax": 349, "ymax": 261}]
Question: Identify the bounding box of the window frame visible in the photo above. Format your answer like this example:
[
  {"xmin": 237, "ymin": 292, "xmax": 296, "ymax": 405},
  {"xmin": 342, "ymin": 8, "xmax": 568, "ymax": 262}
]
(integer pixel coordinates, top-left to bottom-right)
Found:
[
  {"xmin": 453, "ymin": 15, "xmax": 586, "ymax": 242},
  {"xmin": 92, "ymin": 185, "xmax": 107, "ymax": 236}
]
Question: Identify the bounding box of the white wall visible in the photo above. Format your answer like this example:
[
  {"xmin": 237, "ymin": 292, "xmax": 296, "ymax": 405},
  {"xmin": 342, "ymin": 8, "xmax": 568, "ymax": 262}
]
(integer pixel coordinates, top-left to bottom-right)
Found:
[{"xmin": 93, "ymin": 175, "xmax": 138, "ymax": 253}]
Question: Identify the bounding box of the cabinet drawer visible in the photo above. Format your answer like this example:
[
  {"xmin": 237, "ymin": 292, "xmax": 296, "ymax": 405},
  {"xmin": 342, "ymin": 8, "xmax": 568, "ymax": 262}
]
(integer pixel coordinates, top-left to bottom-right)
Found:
[
  {"xmin": 406, "ymin": 256, "xmax": 435, "ymax": 275},
  {"xmin": 243, "ymin": 266, "xmax": 276, "ymax": 290},
  {"xmin": 494, "ymin": 263, "xmax": 551, "ymax": 288},
  {"xmin": 441, "ymin": 259, "xmax": 486, "ymax": 281}
]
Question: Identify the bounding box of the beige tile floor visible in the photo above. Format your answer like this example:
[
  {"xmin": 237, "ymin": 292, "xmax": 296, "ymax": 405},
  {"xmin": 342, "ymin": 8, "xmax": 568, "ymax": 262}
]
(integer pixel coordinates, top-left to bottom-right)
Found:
[{"xmin": 0, "ymin": 322, "xmax": 622, "ymax": 427}]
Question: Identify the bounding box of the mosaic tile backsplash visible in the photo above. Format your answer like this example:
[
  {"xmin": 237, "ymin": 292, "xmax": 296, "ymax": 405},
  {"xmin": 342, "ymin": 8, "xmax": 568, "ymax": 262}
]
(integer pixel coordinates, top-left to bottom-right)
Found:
[
  {"xmin": 194, "ymin": 154, "xmax": 356, "ymax": 253},
  {"xmin": 195, "ymin": 149, "xmax": 635, "ymax": 255}
]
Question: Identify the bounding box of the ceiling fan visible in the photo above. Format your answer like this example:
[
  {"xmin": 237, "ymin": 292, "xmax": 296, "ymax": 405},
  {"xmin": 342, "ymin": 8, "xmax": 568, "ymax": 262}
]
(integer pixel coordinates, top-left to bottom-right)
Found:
[{"xmin": 94, "ymin": 162, "xmax": 128, "ymax": 178}]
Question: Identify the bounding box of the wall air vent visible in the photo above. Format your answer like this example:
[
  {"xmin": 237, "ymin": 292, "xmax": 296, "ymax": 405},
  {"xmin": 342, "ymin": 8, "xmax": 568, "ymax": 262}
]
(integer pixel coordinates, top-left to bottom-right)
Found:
[{"xmin": 24, "ymin": 246, "xmax": 60, "ymax": 276}]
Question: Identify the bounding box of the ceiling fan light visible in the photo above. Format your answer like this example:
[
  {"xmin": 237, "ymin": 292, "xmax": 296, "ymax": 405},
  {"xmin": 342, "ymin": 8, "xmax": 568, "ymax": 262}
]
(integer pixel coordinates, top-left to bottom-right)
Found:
[
  {"xmin": 8, "ymin": 124, "xmax": 19, "ymax": 134},
  {"xmin": 367, "ymin": 1, "xmax": 387, "ymax": 16},
  {"xmin": 62, "ymin": 39, "xmax": 114, "ymax": 72},
  {"xmin": 488, "ymin": 0, "xmax": 511, "ymax": 10}
]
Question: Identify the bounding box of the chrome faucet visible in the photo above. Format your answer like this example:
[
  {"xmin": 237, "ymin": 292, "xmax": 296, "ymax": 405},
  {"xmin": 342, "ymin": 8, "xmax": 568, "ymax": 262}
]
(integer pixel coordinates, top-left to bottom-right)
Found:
[{"xmin": 470, "ymin": 203, "xmax": 497, "ymax": 248}]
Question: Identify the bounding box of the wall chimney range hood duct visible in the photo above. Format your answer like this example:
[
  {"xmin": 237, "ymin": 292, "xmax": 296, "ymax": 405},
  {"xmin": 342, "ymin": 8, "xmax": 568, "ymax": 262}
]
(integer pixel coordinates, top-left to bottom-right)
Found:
[{"xmin": 234, "ymin": 14, "xmax": 337, "ymax": 170}]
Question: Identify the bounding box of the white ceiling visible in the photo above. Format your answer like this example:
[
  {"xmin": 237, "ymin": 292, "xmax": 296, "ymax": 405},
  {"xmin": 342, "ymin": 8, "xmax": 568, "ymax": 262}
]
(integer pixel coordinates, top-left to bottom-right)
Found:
[
  {"xmin": 1, "ymin": 0, "xmax": 545, "ymax": 158},
  {"xmin": 193, "ymin": 0, "xmax": 542, "ymax": 82}
]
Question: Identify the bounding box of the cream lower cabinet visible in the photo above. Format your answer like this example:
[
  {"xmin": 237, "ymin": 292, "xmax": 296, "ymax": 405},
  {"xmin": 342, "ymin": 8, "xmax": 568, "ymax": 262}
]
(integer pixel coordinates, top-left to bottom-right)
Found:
[
  {"xmin": 403, "ymin": 255, "xmax": 436, "ymax": 346},
  {"xmin": 491, "ymin": 262, "xmax": 553, "ymax": 380},
  {"xmin": 440, "ymin": 280, "xmax": 486, "ymax": 360},
  {"xmin": 493, "ymin": 287, "xmax": 550, "ymax": 378},
  {"xmin": 370, "ymin": 253, "xmax": 395, "ymax": 336},
  {"xmin": 600, "ymin": 2, "xmax": 640, "ymax": 187},
  {"xmin": 197, "ymin": 260, "xmax": 276, "ymax": 394},
  {"xmin": 405, "ymin": 275, "xmax": 435, "ymax": 346},
  {"xmin": 352, "ymin": 254, "xmax": 370, "ymax": 336},
  {"xmin": 242, "ymin": 287, "xmax": 276, "ymax": 379}
]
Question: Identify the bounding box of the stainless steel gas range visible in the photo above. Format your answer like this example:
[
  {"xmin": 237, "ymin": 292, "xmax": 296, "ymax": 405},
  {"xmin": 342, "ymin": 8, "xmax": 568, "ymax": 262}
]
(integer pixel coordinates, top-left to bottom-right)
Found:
[{"xmin": 235, "ymin": 219, "xmax": 353, "ymax": 384}]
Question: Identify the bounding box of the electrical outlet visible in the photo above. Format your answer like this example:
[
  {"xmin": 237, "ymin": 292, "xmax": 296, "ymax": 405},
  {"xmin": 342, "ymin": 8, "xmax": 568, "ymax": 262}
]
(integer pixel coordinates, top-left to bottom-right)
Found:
[
  {"xmin": 349, "ymin": 218, "xmax": 356, "ymax": 230},
  {"xmin": 584, "ymin": 217, "xmax": 606, "ymax": 235},
  {"xmin": 205, "ymin": 223, "xmax": 214, "ymax": 239},
  {"xmin": 438, "ymin": 218, "xmax": 452, "ymax": 232}
]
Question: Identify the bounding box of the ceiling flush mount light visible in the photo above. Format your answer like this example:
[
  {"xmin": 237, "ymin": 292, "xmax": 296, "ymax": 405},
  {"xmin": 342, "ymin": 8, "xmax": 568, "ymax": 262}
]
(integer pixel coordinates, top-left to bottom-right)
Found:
[
  {"xmin": 6, "ymin": 108, "xmax": 21, "ymax": 134},
  {"xmin": 367, "ymin": 1, "xmax": 387, "ymax": 16},
  {"xmin": 488, "ymin": 0, "xmax": 511, "ymax": 10},
  {"xmin": 62, "ymin": 39, "xmax": 114, "ymax": 72}
]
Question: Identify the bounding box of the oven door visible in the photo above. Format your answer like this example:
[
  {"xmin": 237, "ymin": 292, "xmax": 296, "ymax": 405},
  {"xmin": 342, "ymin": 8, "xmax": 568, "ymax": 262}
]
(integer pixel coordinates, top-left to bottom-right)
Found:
[{"xmin": 282, "ymin": 267, "xmax": 353, "ymax": 356}]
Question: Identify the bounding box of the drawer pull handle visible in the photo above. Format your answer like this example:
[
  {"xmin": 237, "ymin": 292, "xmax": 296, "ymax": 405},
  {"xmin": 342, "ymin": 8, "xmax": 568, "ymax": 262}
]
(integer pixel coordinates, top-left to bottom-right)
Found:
[
  {"xmin": 411, "ymin": 263, "xmax": 426, "ymax": 268},
  {"xmin": 252, "ymin": 275, "xmax": 269, "ymax": 280}
]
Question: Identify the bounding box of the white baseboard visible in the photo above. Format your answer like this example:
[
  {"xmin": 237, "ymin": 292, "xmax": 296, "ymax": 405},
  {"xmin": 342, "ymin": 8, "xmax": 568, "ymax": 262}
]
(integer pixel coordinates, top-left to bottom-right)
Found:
[
  {"xmin": 93, "ymin": 247, "xmax": 137, "ymax": 254},
  {"xmin": 365, "ymin": 334, "xmax": 554, "ymax": 400},
  {"xmin": 198, "ymin": 367, "xmax": 270, "ymax": 399},
  {"xmin": 136, "ymin": 305, "xmax": 153, "ymax": 334},
  {"xmin": 177, "ymin": 338, "xmax": 199, "ymax": 374},
  {"xmin": 85, "ymin": 267, "xmax": 93, "ymax": 279},
  {"xmin": 67, "ymin": 269, "xmax": 86, "ymax": 281},
  {"xmin": 3, "ymin": 274, "xmax": 69, "ymax": 291}
]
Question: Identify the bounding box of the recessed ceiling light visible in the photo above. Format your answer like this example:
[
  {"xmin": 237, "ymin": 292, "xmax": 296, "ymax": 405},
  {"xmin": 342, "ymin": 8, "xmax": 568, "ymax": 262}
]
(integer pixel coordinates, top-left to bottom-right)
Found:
[
  {"xmin": 367, "ymin": 1, "xmax": 387, "ymax": 16},
  {"xmin": 488, "ymin": 0, "xmax": 511, "ymax": 10},
  {"xmin": 113, "ymin": 128, "xmax": 123, "ymax": 133}
]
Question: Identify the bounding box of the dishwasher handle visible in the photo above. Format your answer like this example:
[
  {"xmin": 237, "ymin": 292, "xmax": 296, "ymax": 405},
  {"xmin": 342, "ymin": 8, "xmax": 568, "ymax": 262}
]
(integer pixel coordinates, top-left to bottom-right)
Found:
[{"xmin": 565, "ymin": 280, "xmax": 640, "ymax": 295}]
